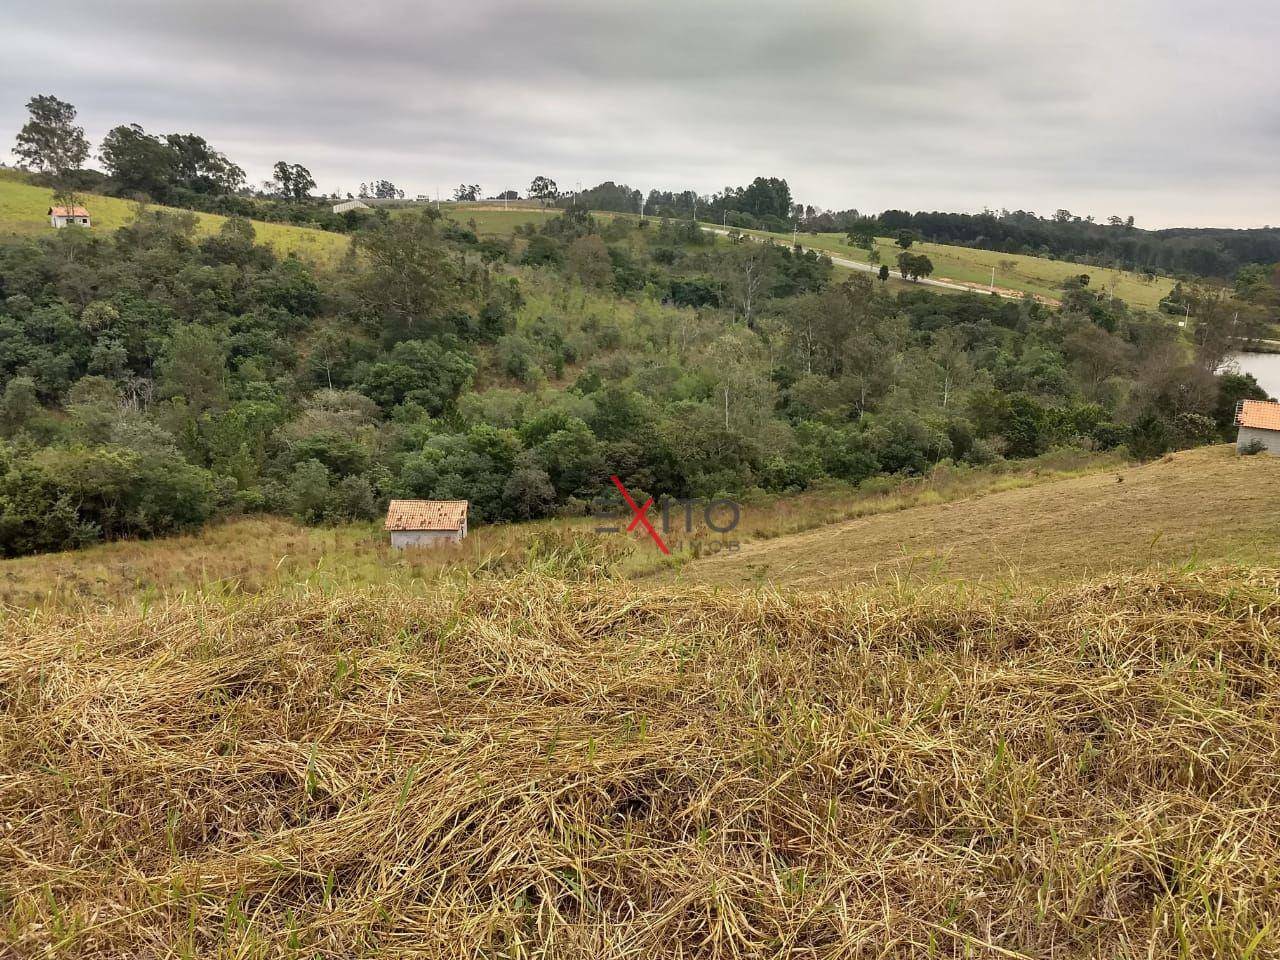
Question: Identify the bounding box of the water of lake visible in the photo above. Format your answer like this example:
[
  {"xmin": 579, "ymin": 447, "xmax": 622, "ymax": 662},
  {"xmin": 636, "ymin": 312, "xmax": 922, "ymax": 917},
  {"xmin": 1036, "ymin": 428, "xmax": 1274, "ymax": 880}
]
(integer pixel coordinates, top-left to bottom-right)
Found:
[{"xmin": 1228, "ymin": 352, "xmax": 1280, "ymax": 399}]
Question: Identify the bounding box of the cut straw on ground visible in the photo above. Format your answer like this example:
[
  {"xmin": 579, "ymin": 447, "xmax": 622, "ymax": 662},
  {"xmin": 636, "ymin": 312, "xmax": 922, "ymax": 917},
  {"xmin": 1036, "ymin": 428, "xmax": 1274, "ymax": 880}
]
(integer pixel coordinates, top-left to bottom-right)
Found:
[{"xmin": 3, "ymin": 567, "xmax": 1279, "ymax": 957}]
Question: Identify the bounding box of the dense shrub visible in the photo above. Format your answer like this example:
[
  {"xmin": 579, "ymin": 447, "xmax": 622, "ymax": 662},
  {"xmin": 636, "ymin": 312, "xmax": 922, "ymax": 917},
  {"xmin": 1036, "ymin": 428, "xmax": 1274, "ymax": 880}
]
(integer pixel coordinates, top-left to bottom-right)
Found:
[{"xmin": 0, "ymin": 195, "xmax": 1253, "ymax": 556}]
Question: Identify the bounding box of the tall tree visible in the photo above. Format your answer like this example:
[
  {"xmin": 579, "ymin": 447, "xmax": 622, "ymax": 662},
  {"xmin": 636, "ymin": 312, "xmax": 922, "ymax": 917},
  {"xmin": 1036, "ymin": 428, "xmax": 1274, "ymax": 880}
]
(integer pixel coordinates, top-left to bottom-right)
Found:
[
  {"xmin": 721, "ymin": 242, "xmax": 771, "ymax": 328},
  {"xmin": 271, "ymin": 162, "xmax": 315, "ymax": 201},
  {"xmin": 368, "ymin": 179, "xmax": 401, "ymax": 199},
  {"xmin": 100, "ymin": 124, "xmax": 175, "ymax": 197},
  {"xmin": 164, "ymin": 133, "xmax": 244, "ymax": 194},
  {"xmin": 739, "ymin": 177, "xmax": 792, "ymax": 219},
  {"xmin": 353, "ymin": 210, "xmax": 474, "ymax": 341},
  {"xmin": 528, "ymin": 176, "xmax": 558, "ymax": 203},
  {"xmin": 13, "ymin": 94, "xmax": 89, "ymax": 174}
]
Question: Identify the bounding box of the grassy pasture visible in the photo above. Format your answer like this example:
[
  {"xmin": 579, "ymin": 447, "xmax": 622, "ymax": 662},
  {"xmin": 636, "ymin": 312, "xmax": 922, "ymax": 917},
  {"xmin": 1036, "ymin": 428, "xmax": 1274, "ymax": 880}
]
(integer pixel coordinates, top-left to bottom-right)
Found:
[
  {"xmin": 0, "ymin": 170, "xmax": 351, "ymax": 264},
  {"xmin": 705, "ymin": 221, "xmax": 1177, "ymax": 310},
  {"xmin": 412, "ymin": 200, "xmax": 560, "ymax": 236}
]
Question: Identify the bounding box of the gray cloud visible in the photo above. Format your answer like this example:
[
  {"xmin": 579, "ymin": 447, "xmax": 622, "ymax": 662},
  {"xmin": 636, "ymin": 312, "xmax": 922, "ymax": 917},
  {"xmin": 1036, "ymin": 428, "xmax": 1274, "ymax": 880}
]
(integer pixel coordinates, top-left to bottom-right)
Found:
[{"xmin": 2, "ymin": 0, "xmax": 1277, "ymax": 226}]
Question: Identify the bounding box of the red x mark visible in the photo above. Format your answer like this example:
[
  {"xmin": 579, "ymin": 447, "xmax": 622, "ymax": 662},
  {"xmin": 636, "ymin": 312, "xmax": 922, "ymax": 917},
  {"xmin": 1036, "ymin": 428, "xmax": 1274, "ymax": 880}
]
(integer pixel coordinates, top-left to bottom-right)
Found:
[{"xmin": 611, "ymin": 475, "xmax": 670, "ymax": 554}]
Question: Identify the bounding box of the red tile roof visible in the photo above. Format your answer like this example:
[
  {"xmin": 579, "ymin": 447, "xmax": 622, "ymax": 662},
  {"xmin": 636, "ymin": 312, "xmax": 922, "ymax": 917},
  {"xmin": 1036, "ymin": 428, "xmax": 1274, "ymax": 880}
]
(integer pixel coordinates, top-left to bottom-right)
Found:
[
  {"xmin": 385, "ymin": 500, "xmax": 468, "ymax": 531},
  {"xmin": 48, "ymin": 206, "xmax": 90, "ymax": 218},
  {"xmin": 1237, "ymin": 399, "xmax": 1280, "ymax": 431}
]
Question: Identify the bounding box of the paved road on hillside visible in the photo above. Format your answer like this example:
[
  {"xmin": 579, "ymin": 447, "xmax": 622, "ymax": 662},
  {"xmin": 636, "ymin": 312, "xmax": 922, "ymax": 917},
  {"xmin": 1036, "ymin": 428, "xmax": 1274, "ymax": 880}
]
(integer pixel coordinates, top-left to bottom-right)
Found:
[{"xmin": 704, "ymin": 226, "xmax": 1042, "ymax": 302}]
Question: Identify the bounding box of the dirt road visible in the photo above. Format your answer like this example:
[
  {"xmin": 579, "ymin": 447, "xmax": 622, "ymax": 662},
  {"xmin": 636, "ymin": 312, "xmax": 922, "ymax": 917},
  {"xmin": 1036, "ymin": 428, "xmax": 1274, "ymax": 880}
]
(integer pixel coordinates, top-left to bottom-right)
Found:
[{"xmin": 706, "ymin": 226, "xmax": 1059, "ymax": 304}]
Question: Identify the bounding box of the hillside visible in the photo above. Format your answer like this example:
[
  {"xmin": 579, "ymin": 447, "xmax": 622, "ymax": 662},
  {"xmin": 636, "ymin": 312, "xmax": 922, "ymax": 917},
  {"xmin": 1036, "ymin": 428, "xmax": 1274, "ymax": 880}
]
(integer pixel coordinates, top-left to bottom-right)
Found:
[
  {"xmin": 717, "ymin": 222, "xmax": 1177, "ymax": 311},
  {"xmin": 8, "ymin": 445, "xmax": 1277, "ymax": 609},
  {"xmin": 435, "ymin": 202, "xmax": 1181, "ymax": 304},
  {"xmin": 0, "ymin": 451, "xmax": 1123, "ymax": 609},
  {"xmin": 435, "ymin": 201, "xmax": 560, "ymax": 235},
  {"xmin": 4, "ymin": 567, "xmax": 1279, "ymax": 957},
  {"xmin": 0, "ymin": 167, "xmax": 1181, "ymax": 309},
  {"xmin": 0, "ymin": 168, "xmax": 1254, "ymax": 568},
  {"xmin": 677, "ymin": 445, "xmax": 1280, "ymax": 589},
  {"xmin": 0, "ymin": 170, "xmax": 350, "ymax": 264}
]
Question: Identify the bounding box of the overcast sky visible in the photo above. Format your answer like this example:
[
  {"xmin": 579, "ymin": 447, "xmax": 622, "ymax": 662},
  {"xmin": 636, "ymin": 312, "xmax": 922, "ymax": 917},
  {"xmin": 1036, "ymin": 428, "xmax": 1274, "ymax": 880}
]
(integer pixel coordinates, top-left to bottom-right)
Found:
[{"xmin": 3, "ymin": 0, "xmax": 1277, "ymax": 228}]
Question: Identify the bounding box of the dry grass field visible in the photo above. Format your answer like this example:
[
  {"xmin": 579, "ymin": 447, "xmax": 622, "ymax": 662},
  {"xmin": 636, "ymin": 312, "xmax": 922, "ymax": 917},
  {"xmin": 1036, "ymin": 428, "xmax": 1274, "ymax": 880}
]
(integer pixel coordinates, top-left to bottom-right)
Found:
[
  {"xmin": 5, "ymin": 443, "xmax": 1280, "ymax": 957},
  {"xmin": 677, "ymin": 446, "xmax": 1280, "ymax": 590},
  {"xmin": 0, "ymin": 451, "xmax": 1120, "ymax": 610},
  {"xmin": 3, "ymin": 568, "xmax": 1279, "ymax": 957}
]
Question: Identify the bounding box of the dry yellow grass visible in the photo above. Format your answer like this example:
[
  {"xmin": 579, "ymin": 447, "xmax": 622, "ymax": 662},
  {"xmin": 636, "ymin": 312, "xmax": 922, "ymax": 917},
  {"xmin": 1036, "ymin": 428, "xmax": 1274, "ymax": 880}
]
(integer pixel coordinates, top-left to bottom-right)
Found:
[
  {"xmin": 2, "ymin": 568, "xmax": 1279, "ymax": 957},
  {"xmin": 0, "ymin": 451, "xmax": 1121, "ymax": 610},
  {"xmin": 678, "ymin": 446, "xmax": 1280, "ymax": 590}
]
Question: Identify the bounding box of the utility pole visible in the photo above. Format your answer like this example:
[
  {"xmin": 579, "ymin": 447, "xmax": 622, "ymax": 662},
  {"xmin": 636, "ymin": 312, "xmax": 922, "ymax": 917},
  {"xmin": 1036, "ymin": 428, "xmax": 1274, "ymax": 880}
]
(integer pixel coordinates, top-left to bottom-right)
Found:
[{"xmin": 990, "ymin": 266, "xmax": 996, "ymax": 293}]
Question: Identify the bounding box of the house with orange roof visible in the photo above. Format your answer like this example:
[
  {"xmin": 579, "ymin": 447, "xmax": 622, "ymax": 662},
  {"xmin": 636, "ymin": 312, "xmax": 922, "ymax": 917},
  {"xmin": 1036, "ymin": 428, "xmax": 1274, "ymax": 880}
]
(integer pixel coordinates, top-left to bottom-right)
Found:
[
  {"xmin": 384, "ymin": 500, "xmax": 468, "ymax": 549},
  {"xmin": 1235, "ymin": 399, "xmax": 1280, "ymax": 455},
  {"xmin": 48, "ymin": 205, "xmax": 91, "ymax": 228}
]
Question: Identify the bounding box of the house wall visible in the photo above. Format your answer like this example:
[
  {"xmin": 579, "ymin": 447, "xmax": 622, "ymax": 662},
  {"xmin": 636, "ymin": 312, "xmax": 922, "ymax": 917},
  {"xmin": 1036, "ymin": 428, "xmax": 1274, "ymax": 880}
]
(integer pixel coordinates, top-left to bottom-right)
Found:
[
  {"xmin": 1236, "ymin": 426, "xmax": 1280, "ymax": 454},
  {"xmin": 50, "ymin": 217, "xmax": 90, "ymax": 228},
  {"xmin": 390, "ymin": 530, "xmax": 463, "ymax": 549}
]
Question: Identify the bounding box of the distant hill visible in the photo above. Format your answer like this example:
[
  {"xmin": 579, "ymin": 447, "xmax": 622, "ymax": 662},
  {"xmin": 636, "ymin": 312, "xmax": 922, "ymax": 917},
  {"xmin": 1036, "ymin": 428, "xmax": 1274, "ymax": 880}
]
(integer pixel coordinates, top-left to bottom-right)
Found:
[
  {"xmin": 702, "ymin": 221, "xmax": 1178, "ymax": 311},
  {"xmin": 0, "ymin": 169, "xmax": 350, "ymax": 264}
]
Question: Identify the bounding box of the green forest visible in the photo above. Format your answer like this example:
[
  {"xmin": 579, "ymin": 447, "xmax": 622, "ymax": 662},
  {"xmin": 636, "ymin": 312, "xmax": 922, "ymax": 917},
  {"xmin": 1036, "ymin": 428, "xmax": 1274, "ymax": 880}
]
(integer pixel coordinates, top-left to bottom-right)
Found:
[
  {"xmin": 1, "ymin": 200, "xmax": 1267, "ymax": 557},
  {"xmin": 0, "ymin": 94, "xmax": 1272, "ymax": 557}
]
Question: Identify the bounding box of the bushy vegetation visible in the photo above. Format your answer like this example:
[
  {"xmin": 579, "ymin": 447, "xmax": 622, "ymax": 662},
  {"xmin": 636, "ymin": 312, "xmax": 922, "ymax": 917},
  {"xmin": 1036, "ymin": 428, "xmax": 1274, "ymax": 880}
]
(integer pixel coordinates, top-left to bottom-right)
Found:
[{"xmin": 0, "ymin": 192, "xmax": 1267, "ymax": 556}]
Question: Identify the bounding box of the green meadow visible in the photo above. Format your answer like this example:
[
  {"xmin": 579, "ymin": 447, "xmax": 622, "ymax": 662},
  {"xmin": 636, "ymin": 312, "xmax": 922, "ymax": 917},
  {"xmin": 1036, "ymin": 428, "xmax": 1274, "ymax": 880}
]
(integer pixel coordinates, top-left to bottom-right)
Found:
[{"xmin": 0, "ymin": 169, "xmax": 351, "ymax": 264}]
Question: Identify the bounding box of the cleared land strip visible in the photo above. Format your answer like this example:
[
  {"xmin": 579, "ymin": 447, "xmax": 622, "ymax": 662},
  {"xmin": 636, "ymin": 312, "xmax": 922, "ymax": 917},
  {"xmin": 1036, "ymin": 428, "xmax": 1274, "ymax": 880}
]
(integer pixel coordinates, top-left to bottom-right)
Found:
[
  {"xmin": 704, "ymin": 225, "xmax": 1061, "ymax": 303},
  {"xmin": 674, "ymin": 446, "xmax": 1280, "ymax": 589}
]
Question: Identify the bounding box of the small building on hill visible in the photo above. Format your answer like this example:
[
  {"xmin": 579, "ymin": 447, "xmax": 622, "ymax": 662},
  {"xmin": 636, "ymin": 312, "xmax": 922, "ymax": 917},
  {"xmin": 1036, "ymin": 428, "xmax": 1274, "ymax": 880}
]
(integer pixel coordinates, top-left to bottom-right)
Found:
[
  {"xmin": 1235, "ymin": 399, "xmax": 1280, "ymax": 454},
  {"xmin": 49, "ymin": 205, "xmax": 91, "ymax": 228},
  {"xmin": 332, "ymin": 199, "xmax": 369, "ymax": 213},
  {"xmin": 385, "ymin": 500, "xmax": 468, "ymax": 549}
]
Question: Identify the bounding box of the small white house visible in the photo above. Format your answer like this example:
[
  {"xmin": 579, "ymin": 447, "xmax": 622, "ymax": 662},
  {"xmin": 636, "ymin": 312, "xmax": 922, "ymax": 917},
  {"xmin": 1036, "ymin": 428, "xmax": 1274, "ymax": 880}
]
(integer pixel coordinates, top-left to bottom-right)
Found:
[
  {"xmin": 1236, "ymin": 399, "xmax": 1280, "ymax": 454},
  {"xmin": 385, "ymin": 500, "xmax": 468, "ymax": 549},
  {"xmin": 49, "ymin": 205, "xmax": 91, "ymax": 228},
  {"xmin": 332, "ymin": 199, "xmax": 370, "ymax": 213}
]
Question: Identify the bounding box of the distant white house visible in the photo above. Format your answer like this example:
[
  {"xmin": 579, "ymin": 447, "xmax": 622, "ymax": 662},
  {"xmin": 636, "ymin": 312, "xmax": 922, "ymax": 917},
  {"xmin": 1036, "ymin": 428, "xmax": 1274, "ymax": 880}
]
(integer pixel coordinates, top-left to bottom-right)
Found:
[
  {"xmin": 384, "ymin": 500, "xmax": 469, "ymax": 549},
  {"xmin": 1236, "ymin": 399, "xmax": 1280, "ymax": 454},
  {"xmin": 49, "ymin": 205, "xmax": 90, "ymax": 228},
  {"xmin": 332, "ymin": 199, "xmax": 370, "ymax": 213}
]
